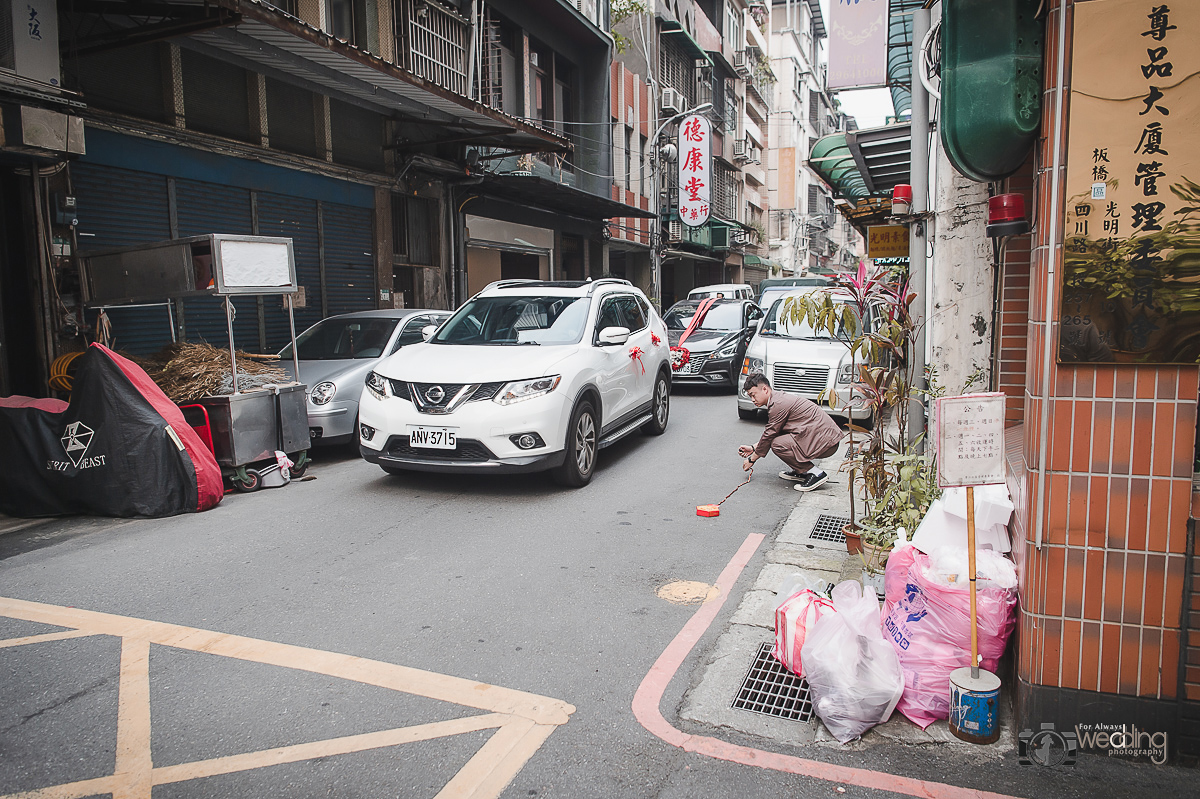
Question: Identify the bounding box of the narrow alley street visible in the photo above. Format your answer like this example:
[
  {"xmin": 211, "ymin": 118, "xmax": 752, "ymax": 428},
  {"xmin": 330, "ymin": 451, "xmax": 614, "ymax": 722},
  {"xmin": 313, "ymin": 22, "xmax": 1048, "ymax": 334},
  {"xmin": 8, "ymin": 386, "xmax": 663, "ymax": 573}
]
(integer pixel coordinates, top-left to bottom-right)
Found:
[{"xmin": 2, "ymin": 389, "xmax": 1193, "ymax": 798}]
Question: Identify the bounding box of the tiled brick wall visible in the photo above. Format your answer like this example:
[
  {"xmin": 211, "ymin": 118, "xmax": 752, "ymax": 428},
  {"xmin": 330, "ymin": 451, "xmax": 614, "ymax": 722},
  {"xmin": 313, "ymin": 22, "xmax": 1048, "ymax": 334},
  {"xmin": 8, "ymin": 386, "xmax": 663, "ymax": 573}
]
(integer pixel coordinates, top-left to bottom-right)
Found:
[
  {"xmin": 1014, "ymin": 0, "xmax": 1200, "ymax": 706},
  {"xmin": 607, "ymin": 62, "xmax": 653, "ymax": 247},
  {"xmin": 997, "ymin": 158, "xmax": 1035, "ymax": 428}
]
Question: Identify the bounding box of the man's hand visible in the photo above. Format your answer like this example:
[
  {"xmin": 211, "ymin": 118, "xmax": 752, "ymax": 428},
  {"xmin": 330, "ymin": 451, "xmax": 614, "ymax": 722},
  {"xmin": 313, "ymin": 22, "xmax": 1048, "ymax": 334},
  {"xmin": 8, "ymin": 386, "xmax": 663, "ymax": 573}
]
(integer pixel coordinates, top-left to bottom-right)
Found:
[
  {"xmin": 742, "ymin": 458, "xmax": 754, "ymax": 472},
  {"xmin": 737, "ymin": 445, "xmax": 754, "ymax": 458}
]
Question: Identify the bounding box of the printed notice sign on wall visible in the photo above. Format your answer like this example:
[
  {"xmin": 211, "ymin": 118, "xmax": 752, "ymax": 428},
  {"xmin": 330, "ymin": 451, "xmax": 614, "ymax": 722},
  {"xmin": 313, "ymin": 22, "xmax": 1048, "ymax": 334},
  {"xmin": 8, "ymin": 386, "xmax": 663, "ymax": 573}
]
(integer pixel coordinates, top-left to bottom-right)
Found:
[{"xmin": 936, "ymin": 393, "xmax": 1007, "ymax": 488}]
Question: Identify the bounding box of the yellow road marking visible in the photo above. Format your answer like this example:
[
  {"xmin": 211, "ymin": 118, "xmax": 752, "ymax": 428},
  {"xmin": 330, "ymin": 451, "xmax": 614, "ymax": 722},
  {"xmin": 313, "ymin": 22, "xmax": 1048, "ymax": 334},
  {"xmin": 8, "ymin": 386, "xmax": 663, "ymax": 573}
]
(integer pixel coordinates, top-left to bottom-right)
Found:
[
  {"xmin": 0, "ymin": 630, "xmax": 94, "ymax": 649},
  {"xmin": 0, "ymin": 596, "xmax": 574, "ymax": 799},
  {"xmin": 113, "ymin": 638, "xmax": 152, "ymax": 799}
]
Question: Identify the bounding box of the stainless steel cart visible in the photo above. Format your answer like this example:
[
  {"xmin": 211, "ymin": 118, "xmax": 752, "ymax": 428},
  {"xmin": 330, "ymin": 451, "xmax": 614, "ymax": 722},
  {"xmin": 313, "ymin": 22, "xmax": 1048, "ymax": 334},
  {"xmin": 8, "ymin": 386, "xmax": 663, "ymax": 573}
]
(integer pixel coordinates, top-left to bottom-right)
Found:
[{"xmin": 84, "ymin": 235, "xmax": 311, "ymax": 490}]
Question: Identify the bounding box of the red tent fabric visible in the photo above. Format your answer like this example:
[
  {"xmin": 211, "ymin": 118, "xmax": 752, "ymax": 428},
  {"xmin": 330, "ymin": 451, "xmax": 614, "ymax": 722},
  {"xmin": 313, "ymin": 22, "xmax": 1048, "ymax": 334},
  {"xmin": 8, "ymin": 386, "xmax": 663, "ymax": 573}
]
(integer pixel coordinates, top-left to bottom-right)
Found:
[{"xmin": 96, "ymin": 344, "xmax": 224, "ymax": 511}]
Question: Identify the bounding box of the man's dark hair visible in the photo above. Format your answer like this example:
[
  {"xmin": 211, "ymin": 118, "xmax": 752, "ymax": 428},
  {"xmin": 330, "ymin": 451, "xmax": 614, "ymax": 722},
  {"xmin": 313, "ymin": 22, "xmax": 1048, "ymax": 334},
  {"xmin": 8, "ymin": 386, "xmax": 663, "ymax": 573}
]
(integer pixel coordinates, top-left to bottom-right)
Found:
[{"xmin": 743, "ymin": 373, "xmax": 770, "ymax": 393}]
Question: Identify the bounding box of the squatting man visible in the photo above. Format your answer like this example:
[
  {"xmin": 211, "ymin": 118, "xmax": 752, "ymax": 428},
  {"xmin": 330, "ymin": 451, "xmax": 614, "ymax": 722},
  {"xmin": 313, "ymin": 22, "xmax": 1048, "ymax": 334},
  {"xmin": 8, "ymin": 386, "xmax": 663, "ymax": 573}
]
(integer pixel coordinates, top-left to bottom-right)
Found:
[{"xmin": 737, "ymin": 373, "xmax": 843, "ymax": 492}]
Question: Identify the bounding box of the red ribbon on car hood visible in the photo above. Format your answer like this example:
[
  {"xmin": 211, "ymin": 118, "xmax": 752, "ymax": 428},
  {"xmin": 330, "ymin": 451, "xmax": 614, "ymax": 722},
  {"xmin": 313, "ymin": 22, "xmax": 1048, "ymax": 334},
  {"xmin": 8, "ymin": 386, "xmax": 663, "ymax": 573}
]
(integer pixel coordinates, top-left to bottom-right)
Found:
[{"xmin": 677, "ymin": 297, "xmax": 718, "ymax": 350}]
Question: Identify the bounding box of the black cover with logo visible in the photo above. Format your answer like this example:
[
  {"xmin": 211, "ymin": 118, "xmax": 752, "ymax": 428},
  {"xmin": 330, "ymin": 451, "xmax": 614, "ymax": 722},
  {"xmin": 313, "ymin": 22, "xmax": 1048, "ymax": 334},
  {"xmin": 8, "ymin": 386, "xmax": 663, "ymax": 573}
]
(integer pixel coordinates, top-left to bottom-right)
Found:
[{"xmin": 0, "ymin": 348, "xmax": 199, "ymax": 517}]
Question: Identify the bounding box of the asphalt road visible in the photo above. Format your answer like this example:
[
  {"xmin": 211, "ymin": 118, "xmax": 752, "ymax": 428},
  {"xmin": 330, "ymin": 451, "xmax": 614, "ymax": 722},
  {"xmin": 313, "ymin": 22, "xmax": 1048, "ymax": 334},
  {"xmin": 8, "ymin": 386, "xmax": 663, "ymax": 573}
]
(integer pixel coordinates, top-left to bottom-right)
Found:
[{"xmin": 0, "ymin": 385, "xmax": 807, "ymax": 798}]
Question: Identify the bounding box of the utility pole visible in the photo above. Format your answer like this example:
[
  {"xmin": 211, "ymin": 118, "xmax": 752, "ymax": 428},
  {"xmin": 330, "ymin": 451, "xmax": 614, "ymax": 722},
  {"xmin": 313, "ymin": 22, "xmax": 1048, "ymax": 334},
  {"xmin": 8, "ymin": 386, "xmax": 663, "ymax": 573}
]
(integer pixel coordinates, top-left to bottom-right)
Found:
[{"xmin": 908, "ymin": 7, "xmax": 930, "ymax": 450}]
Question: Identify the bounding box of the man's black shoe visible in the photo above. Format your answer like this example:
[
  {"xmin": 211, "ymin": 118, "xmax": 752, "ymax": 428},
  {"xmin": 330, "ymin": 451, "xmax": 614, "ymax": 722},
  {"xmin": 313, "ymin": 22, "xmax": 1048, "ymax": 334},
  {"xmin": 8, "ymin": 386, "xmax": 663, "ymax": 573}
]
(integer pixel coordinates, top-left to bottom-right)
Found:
[
  {"xmin": 793, "ymin": 469, "xmax": 828, "ymax": 492},
  {"xmin": 778, "ymin": 470, "xmax": 805, "ymax": 482}
]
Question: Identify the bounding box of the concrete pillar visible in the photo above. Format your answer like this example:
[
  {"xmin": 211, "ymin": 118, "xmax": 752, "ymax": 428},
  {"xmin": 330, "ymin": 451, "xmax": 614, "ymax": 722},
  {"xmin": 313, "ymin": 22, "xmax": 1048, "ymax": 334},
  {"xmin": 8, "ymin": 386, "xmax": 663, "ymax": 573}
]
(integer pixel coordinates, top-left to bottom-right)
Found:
[{"xmin": 928, "ymin": 145, "xmax": 994, "ymax": 395}]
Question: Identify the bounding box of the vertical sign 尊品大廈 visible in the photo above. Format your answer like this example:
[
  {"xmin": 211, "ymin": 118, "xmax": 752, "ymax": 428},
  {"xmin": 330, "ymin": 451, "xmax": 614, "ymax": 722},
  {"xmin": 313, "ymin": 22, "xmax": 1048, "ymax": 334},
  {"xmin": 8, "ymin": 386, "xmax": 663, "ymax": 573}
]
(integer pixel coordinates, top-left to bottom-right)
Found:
[
  {"xmin": 1060, "ymin": 0, "xmax": 1200, "ymax": 363},
  {"xmin": 678, "ymin": 114, "xmax": 711, "ymax": 228}
]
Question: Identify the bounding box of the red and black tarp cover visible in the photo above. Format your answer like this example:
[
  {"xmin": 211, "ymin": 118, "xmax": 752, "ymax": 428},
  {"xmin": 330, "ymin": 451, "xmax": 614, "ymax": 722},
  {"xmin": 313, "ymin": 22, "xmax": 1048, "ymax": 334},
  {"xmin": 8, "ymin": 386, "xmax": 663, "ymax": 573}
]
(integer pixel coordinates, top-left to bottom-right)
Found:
[{"xmin": 0, "ymin": 344, "xmax": 222, "ymax": 517}]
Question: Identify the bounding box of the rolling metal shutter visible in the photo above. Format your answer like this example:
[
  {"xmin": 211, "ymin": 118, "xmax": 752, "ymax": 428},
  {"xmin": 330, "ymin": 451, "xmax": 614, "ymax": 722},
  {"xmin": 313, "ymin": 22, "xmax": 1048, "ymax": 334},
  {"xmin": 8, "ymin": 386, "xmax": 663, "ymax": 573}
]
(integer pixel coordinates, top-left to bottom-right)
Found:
[
  {"xmin": 174, "ymin": 179, "xmax": 260, "ymax": 352},
  {"xmin": 257, "ymin": 192, "xmax": 322, "ymax": 351},
  {"xmin": 72, "ymin": 163, "xmax": 175, "ymax": 355},
  {"xmin": 321, "ymin": 203, "xmax": 375, "ymax": 317}
]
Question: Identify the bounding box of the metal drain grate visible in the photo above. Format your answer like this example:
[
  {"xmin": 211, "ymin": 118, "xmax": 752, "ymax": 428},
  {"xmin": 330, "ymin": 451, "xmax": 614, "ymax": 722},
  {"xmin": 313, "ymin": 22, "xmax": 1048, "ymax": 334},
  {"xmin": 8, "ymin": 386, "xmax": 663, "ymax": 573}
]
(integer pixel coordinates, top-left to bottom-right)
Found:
[
  {"xmin": 731, "ymin": 641, "xmax": 814, "ymax": 722},
  {"xmin": 808, "ymin": 513, "xmax": 850, "ymax": 543}
]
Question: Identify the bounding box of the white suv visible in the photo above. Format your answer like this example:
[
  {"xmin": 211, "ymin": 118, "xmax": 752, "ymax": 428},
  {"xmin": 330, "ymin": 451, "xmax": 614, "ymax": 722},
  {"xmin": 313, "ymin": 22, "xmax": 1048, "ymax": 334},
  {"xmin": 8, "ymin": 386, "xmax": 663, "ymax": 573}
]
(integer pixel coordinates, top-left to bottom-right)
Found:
[{"xmin": 358, "ymin": 279, "xmax": 672, "ymax": 486}]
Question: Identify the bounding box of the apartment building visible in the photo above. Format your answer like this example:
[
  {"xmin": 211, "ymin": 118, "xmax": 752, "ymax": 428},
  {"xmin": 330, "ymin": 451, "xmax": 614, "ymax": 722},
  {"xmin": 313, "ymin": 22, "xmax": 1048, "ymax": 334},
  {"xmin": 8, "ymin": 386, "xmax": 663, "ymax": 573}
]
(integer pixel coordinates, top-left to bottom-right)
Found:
[{"xmin": 767, "ymin": 0, "xmax": 861, "ymax": 277}]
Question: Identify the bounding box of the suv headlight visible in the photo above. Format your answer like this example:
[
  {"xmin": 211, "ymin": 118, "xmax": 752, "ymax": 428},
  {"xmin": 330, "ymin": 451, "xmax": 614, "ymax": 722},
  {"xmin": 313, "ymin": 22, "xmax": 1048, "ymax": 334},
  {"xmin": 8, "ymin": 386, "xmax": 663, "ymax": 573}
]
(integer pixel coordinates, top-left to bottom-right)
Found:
[
  {"xmin": 364, "ymin": 371, "xmax": 390, "ymax": 400},
  {"xmin": 837, "ymin": 363, "xmax": 855, "ymax": 384},
  {"xmin": 713, "ymin": 338, "xmax": 740, "ymax": 359},
  {"xmin": 310, "ymin": 381, "xmax": 336, "ymax": 405},
  {"xmin": 494, "ymin": 375, "xmax": 561, "ymax": 405},
  {"xmin": 741, "ymin": 357, "xmax": 764, "ymax": 376}
]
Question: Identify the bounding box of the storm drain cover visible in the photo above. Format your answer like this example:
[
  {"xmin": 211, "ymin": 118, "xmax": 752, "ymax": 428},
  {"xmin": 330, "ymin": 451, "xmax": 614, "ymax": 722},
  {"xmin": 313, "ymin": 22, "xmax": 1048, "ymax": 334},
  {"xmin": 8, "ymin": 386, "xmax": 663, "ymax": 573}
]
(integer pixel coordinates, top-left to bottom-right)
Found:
[
  {"xmin": 808, "ymin": 513, "xmax": 850, "ymax": 543},
  {"xmin": 731, "ymin": 641, "xmax": 814, "ymax": 722}
]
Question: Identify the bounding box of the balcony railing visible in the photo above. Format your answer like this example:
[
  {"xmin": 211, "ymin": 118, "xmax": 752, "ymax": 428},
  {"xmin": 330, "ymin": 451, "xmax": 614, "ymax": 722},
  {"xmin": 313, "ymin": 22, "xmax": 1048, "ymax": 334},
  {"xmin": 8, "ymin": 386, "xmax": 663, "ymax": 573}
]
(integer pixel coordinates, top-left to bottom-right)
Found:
[{"xmin": 402, "ymin": 0, "xmax": 468, "ymax": 95}]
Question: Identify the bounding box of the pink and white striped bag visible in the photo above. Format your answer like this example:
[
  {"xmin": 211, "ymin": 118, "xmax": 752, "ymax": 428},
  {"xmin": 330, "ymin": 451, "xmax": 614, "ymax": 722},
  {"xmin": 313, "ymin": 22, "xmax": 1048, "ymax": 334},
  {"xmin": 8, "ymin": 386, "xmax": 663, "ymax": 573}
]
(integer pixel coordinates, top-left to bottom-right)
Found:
[{"xmin": 773, "ymin": 589, "xmax": 836, "ymax": 677}]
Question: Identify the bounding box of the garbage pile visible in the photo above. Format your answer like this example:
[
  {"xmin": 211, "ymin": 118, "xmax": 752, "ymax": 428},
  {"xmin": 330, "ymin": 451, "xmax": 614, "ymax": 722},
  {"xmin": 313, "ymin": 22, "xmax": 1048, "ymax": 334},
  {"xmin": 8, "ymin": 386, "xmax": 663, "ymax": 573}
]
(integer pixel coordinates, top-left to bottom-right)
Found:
[
  {"xmin": 773, "ymin": 485, "xmax": 1018, "ymax": 743},
  {"xmin": 137, "ymin": 342, "xmax": 288, "ymax": 403}
]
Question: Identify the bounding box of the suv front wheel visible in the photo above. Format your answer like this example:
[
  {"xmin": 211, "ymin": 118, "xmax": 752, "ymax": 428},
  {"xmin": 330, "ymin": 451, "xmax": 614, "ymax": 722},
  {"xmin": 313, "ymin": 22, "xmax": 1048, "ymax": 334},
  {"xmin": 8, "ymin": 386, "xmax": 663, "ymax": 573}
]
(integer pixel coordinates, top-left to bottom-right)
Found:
[
  {"xmin": 552, "ymin": 400, "xmax": 598, "ymax": 487},
  {"xmin": 642, "ymin": 370, "xmax": 670, "ymax": 435}
]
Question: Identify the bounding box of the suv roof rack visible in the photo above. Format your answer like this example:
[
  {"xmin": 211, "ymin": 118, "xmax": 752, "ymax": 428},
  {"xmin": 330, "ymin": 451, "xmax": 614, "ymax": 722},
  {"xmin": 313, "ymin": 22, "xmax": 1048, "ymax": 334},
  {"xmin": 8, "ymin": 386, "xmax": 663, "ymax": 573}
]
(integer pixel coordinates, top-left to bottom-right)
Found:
[{"xmin": 483, "ymin": 278, "xmax": 634, "ymax": 295}]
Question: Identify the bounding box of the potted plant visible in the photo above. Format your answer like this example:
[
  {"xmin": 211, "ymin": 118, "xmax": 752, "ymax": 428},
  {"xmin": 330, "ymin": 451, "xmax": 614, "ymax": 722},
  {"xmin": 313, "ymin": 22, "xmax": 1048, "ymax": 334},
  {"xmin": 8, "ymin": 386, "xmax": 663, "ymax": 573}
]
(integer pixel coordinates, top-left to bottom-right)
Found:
[{"xmin": 781, "ymin": 262, "xmax": 937, "ymax": 570}]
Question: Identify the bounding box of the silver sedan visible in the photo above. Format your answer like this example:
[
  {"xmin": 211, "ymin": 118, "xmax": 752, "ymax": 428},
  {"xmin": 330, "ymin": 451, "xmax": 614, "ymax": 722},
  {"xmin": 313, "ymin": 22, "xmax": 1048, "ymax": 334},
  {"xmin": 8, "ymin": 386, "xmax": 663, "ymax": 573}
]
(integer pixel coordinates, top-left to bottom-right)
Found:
[{"xmin": 279, "ymin": 309, "xmax": 451, "ymax": 445}]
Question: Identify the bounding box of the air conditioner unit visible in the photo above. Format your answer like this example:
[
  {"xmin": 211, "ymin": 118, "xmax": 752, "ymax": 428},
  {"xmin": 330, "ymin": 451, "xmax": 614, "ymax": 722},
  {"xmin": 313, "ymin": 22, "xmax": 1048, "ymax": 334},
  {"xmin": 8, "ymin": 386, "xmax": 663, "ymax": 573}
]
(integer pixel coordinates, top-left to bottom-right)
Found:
[
  {"xmin": 732, "ymin": 139, "xmax": 749, "ymax": 162},
  {"xmin": 667, "ymin": 218, "xmax": 682, "ymax": 243},
  {"xmin": 732, "ymin": 51, "xmax": 751, "ymax": 78},
  {"xmin": 660, "ymin": 88, "xmax": 683, "ymax": 116},
  {"xmin": 0, "ymin": 0, "xmax": 61, "ymax": 89}
]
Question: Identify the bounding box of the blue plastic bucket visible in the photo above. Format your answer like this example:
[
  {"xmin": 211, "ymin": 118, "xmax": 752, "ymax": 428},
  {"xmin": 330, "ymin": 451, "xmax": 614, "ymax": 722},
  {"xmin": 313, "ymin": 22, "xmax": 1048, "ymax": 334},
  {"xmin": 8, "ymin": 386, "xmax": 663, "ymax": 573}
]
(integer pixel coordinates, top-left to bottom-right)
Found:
[{"xmin": 949, "ymin": 667, "xmax": 1001, "ymax": 744}]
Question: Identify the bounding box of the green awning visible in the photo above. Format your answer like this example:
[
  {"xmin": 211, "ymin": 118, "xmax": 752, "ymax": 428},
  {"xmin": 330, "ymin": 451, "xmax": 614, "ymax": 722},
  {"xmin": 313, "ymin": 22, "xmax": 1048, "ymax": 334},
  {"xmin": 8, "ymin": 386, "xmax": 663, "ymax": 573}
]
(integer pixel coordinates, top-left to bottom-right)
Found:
[
  {"xmin": 807, "ymin": 122, "xmax": 911, "ymax": 202},
  {"xmin": 662, "ymin": 21, "xmax": 713, "ymax": 66},
  {"xmin": 887, "ymin": 1, "xmax": 927, "ymax": 119},
  {"xmin": 744, "ymin": 254, "xmax": 782, "ymax": 270}
]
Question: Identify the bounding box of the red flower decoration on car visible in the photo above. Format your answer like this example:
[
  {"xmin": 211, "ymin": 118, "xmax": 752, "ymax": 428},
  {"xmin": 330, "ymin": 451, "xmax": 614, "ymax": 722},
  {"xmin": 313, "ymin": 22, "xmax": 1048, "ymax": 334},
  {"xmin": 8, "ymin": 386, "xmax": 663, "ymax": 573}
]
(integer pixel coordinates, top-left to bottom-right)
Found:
[
  {"xmin": 669, "ymin": 346, "xmax": 690, "ymax": 371},
  {"xmin": 650, "ymin": 332, "xmax": 661, "ymax": 347},
  {"xmin": 629, "ymin": 346, "xmax": 646, "ymax": 374}
]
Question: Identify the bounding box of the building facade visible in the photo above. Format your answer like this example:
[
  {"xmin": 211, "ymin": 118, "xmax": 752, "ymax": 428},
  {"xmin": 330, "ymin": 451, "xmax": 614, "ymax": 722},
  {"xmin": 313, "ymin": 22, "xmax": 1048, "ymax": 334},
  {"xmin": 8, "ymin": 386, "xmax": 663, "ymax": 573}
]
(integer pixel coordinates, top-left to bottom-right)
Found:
[{"xmin": 0, "ymin": 0, "xmax": 648, "ymax": 398}]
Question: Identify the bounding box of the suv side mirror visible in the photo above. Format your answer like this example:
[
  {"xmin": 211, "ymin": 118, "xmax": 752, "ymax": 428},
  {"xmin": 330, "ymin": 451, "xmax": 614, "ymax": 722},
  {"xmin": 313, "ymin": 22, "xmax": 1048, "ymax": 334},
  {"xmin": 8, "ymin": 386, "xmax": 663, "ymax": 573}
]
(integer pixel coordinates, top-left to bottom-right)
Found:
[
  {"xmin": 421, "ymin": 325, "xmax": 437, "ymax": 341},
  {"xmin": 597, "ymin": 326, "xmax": 630, "ymax": 346}
]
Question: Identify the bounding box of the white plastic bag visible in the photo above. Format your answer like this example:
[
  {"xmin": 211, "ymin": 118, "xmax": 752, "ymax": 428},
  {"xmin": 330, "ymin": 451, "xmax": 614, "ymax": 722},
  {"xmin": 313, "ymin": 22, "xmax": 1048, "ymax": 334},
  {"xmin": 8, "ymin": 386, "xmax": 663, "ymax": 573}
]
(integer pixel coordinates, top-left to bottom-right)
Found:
[
  {"xmin": 773, "ymin": 589, "xmax": 835, "ymax": 677},
  {"xmin": 800, "ymin": 581, "xmax": 904, "ymax": 743}
]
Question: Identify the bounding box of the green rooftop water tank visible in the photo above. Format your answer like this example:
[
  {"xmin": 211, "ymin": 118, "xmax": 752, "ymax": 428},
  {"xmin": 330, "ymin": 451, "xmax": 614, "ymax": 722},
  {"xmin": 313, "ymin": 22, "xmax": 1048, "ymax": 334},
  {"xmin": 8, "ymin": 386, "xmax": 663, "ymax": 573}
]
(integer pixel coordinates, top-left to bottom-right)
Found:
[{"xmin": 940, "ymin": 0, "xmax": 1043, "ymax": 182}]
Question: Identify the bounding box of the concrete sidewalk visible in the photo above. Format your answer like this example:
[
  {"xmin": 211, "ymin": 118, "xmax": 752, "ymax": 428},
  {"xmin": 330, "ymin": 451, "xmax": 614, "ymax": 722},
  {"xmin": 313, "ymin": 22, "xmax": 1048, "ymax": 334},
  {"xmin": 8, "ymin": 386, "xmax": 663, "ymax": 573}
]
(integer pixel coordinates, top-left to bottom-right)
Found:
[{"xmin": 678, "ymin": 455, "xmax": 1017, "ymax": 757}]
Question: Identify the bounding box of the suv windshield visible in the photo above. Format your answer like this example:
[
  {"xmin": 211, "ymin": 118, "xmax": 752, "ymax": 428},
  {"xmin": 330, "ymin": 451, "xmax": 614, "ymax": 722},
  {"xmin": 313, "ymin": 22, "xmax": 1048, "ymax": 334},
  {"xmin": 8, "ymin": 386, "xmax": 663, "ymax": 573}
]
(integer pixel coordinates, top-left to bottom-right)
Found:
[
  {"xmin": 760, "ymin": 296, "xmax": 859, "ymax": 340},
  {"xmin": 433, "ymin": 295, "xmax": 589, "ymax": 345},
  {"xmin": 281, "ymin": 318, "xmax": 397, "ymax": 360},
  {"xmin": 664, "ymin": 302, "xmax": 743, "ymax": 332}
]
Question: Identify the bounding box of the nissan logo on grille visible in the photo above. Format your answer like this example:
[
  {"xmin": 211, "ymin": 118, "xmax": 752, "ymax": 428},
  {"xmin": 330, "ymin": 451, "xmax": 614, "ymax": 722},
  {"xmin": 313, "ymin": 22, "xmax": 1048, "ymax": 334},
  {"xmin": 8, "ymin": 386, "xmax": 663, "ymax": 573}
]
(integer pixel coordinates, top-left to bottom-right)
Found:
[{"xmin": 425, "ymin": 385, "xmax": 446, "ymax": 404}]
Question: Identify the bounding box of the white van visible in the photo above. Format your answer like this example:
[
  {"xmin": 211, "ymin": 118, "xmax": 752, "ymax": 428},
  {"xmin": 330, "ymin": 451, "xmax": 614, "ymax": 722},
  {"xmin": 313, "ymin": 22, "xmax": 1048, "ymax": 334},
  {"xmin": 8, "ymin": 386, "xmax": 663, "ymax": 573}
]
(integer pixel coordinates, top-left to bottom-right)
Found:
[
  {"xmin": 736, "ymin": 288, "xmax": 871, "ymax": 422},
  {"xmin": 688, "ymin": 283, "xmax": 754, "ymax": 301}
]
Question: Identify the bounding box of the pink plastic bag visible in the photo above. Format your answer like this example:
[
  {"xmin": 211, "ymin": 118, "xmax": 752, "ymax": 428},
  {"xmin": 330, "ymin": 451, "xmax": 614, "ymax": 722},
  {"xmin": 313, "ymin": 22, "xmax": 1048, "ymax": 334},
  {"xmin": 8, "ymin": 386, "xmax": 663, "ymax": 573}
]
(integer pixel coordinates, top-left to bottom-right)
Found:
[
  {"xmin": 773, "ymin": 589, "xmax": 835, "ymax": 677},
  {"xmin": 882, "ymin": 551, "xmax": 1017, "ymax": 728}
]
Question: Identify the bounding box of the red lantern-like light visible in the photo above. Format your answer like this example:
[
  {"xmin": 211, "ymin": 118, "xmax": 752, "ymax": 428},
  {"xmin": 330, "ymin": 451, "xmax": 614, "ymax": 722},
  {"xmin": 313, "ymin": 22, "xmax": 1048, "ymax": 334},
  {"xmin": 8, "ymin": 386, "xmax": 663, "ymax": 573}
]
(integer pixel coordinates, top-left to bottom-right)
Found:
[
  {"xmin": 892, "ymin": 184, "xmax": 913, "ymax": 216},
  {"xmin": 986, "ymin": 193, "xmax": 1030, "ymax": 237}
]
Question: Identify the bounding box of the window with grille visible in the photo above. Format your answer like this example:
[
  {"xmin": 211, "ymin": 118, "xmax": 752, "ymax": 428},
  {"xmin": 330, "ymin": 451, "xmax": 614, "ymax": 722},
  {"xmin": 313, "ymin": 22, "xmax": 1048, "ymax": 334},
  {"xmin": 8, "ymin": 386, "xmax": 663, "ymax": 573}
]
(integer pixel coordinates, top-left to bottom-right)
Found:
[
  {"xmin": 712, "ymin": 161, "xmax": 738, "ymax": 221},
  {"xmin": 807, "ymin": 185, "xmax": 820, "ymax": 215},
  {"xmin": 393, "ymin": 194, "xmax": 438, "ymax": 267},
  {"xmin": 808, "ymin": 90, "xmax": 819, "ymax": 128},
  {"xmin": 659, "ymin": 35, "xmax": 696, "ymax": 107},
  {"xmin": 406, "ymin": 0, "xmax": 468, "ymax": 94}
]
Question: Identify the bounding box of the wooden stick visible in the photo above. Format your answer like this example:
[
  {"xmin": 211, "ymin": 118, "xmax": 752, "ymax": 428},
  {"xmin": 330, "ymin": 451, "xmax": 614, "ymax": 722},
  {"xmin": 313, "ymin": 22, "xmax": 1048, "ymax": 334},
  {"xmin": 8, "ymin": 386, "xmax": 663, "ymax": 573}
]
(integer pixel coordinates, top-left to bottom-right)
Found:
[{"xmin": 967, "ymin": 485, "xmax": 979, "ymax": 680}]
